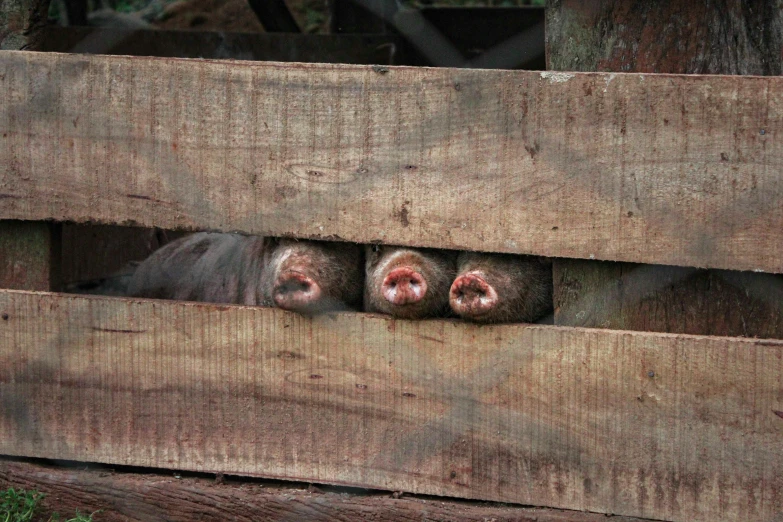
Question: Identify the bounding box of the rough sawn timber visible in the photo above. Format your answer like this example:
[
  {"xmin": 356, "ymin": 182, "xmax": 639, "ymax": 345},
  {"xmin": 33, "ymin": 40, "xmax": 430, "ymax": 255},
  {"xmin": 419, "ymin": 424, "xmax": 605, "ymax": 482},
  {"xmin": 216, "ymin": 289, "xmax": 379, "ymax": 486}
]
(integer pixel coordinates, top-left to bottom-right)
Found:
[
  {"xmin": 0, "ymin": 459, "xmax": 651, "ymax": 522},
  {"xmin": 1, "ymin": 51, "xmax": 783, "ymax": 273},
  {"xmin": 1, "ymin": 290, "xmax": 782, "ymax": 522}
]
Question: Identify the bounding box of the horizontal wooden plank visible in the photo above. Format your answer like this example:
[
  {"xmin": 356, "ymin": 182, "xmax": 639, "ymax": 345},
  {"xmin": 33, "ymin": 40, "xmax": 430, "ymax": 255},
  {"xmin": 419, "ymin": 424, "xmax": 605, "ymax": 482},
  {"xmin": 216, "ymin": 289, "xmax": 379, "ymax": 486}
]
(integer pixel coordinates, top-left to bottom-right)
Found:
[
  {"xmin": 34, "ymin": 27, "xmax": 405, "ymax": 65},
  {"xmin": 0, "ymin": 459, "xmax": 652, "ymax": 522},
  {"xmin": 1, "ymin": 290, "xmax": 782, "ymax": 521},
  {"xmin": 1, "ymin": 51, "xmax": 782, "ymax": 272}
]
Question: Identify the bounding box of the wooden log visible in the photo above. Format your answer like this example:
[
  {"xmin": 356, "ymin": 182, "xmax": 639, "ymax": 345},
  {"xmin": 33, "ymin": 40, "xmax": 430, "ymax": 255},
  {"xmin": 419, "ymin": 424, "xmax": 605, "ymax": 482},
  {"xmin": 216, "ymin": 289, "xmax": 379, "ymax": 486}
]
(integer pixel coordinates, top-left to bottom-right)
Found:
[
  {"xmin": 0, "ymin": 459, "xmax": 652, "ymax": 522},
  {"xmin": 546, "ymin": 0, "xmax": 783, "ymax": 338},
  {"xmin": 0, "ymin": 221, "xmax": 61, "ymax": 291},
  {"xmin": 2, "ymin": 51, "xmax": 783, "ymax": 273},
  {"xmin": 32, "ymin": 26, "xmax": 406, "ymax": 65},
  {"xmin": 1, "ymin": 290, "xmax": 782, "ymax": 522}
]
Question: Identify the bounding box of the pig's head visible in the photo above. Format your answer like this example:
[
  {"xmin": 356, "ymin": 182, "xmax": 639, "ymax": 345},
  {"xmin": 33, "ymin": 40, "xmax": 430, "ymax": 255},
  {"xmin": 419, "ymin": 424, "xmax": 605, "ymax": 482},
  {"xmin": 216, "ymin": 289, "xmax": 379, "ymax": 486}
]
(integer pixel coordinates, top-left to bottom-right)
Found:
[
  {"xmin": 449, "ymin": 252, "xmax": 552, "ymax": 323},
  {"xmin": 364, "ymin": 245, "xmax": 456, "ymax": 319},
  {"xmin": 261, "ymin": 238, "xmax": 363, "ymax": 314}
]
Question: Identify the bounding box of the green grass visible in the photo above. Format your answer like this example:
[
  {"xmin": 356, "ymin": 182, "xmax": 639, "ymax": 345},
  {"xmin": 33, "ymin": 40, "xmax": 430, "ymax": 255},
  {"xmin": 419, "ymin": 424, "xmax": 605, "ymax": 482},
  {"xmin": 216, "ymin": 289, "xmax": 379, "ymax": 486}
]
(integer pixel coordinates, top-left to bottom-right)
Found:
[{"xmin": 1, "ymin": 488, "xmax": 98, "ymax": 522}]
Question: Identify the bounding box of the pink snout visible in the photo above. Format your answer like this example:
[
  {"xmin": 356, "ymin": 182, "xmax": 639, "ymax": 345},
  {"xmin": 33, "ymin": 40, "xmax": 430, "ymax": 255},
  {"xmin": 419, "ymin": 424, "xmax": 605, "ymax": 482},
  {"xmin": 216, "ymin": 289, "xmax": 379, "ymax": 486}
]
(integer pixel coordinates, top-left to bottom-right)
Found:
[
  {"xmin": 449, "ymin": 272, "xmax": 498, "ymax": 318},
  {"xmin": 382, "ymin": 267, "xmax": 428, "ymax": 306},
  {"xmin": 274, "ymin": 271, "xmax": 322, "ymax": 311}
]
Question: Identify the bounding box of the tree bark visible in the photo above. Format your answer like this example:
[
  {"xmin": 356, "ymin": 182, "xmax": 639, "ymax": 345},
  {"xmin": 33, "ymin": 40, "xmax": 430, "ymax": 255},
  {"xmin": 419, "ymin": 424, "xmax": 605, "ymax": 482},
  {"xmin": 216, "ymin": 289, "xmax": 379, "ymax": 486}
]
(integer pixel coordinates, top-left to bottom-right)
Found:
[{"xmin": 546, "ymin": 0, "xmax": 783, "ymax": 75}]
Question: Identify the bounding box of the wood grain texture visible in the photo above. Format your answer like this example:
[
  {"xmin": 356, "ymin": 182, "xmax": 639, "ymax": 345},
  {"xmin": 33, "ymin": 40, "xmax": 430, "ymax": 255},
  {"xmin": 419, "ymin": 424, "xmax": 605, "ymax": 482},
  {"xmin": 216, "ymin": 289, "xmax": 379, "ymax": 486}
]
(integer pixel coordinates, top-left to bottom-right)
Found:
[
  {"xmin": 554, "ymin": 260, "xmax": 783, "ymax": 339},
  {"xmin": 545, "ymin": 0, "xmax": 783, "ymax": 75},
  {"xmin": 0, "ymin": 220, "xmax": 60, "ymax": 291},
  {"xmin": 1, "ymin": 290, "xmax": 782, "ymax": 522},
  {"xmin": 0, "ymin": 459, "xmax": 652, "ymax": 522},
  {"xmin": 1, "ymin": 51, "xmax": 783, "ymax": 273}
]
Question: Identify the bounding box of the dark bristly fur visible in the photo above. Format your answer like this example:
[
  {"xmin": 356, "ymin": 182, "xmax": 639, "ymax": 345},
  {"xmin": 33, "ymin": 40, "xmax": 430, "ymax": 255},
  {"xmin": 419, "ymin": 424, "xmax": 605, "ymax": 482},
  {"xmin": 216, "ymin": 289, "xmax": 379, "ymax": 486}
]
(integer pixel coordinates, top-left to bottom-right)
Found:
[{"xmin": 127, "ymin": 232, "xmax": 363, "ymax": 313}]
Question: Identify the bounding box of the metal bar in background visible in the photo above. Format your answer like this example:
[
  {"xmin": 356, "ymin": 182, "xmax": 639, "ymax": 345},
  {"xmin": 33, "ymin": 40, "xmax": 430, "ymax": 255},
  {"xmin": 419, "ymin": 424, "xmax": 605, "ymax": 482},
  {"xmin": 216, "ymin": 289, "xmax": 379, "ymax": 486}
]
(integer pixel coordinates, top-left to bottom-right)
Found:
[{"xmin": 246, "ymin": 0, "xmax": 300, "ymax": 32}]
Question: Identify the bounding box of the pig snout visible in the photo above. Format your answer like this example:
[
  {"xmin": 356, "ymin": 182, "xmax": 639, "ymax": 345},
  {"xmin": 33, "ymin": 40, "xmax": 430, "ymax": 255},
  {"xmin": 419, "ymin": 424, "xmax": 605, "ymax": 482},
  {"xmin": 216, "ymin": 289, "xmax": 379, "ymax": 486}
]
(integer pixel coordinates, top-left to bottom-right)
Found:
[
  {"xmin": 450, "ymin": 271, "xmax": 499, "ymax": 318},
  {"xmin": 364, "ymin": 246, "xmax": 457, "ymax": 319},
  {"xmin": 273, "ymin": 270, "xmax": 322, "ymax": 311},
  {"xmin": 382, "ymin": 267, "xmax": 428, "ymax": 305}
]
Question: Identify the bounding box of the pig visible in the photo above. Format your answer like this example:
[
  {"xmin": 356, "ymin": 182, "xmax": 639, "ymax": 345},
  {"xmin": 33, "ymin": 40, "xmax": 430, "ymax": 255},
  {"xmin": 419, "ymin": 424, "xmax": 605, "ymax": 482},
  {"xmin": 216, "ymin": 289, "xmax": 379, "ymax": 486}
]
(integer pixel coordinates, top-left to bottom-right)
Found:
[
  {"xmin": 449, "ymin": 252, "xmax": 553, "ymax": 324},
  {"xmin": 364, "ymin": 245, "xmax": 457, "ymax": 319},
  {"xmin": 127, "ymin": 232, "xmax": 363, "ymax": 314}
]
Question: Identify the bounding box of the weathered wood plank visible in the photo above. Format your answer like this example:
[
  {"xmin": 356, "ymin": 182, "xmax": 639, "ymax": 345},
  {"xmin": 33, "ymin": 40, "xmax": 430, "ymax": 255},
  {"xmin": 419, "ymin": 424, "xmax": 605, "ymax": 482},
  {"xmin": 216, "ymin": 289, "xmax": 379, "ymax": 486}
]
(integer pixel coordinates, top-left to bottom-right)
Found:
[
  {"xmin": 0, "ymin": 220, "xmax": 61, "ymax": 291},
  {"xmin": 1, "ymin": 51, "xmax": 783, "ymax": 273},
  {"xmin": 0, "ymin": 459, "xmax": 652, "ymax": 522},
  {"xmin": 33, "ymin": 27, "xmax": 406, "ymax": 65},
  {"xmin": 1, "ymin": 290, "xmax": 781, "ymax": 522}
]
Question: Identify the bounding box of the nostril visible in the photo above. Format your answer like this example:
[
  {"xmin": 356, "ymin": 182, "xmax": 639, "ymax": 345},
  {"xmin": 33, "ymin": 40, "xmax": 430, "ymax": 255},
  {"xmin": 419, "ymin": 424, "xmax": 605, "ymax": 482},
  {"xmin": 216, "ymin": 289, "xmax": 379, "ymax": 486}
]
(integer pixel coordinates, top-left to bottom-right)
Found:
[
  {"xmin": 450, "ymin": 272, "xmax": 498, "ymax": 317},
  {"xmin": 382, "ymin": 268, "xmax": 427, "ymax": 305},
  {"xmin": 286, "ymin": 280, "xmax": 309, "ymax": 293},
  {"xmin": 273, "ymin": 271, "xmax": 322, "ymax": 311}
]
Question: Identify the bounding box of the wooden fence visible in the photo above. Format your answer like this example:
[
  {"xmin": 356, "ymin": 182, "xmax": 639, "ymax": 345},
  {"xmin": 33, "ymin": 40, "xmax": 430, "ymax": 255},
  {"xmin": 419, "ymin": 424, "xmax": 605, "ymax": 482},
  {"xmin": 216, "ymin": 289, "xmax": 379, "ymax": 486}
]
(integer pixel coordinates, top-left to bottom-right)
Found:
[{"xmin": 1, "ymin": 6, "xmax": 782, "ymax": 522}]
